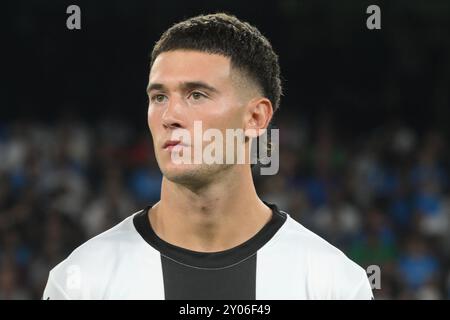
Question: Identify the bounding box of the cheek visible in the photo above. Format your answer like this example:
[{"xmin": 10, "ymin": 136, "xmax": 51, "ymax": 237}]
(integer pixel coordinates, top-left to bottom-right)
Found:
[
  {"xmin": 201, "ymin": 99, "xmax": 243, "ymax": 130},
  {"xmin": 147, "ymin": 106, "xmax": 160, "ymax": 134},
  {"xmin": 214, "ymin": 110, "xmax": 244, "ymax": 131}
]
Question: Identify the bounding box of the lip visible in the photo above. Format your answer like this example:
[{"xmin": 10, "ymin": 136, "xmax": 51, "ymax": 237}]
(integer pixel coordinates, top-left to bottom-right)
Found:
[{"xmin": 162, "ymin": 140, "xmax": 186, "ymax": 150}]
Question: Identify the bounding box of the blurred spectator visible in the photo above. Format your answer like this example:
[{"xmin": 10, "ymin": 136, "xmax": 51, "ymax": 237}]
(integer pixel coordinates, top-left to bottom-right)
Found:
[
  {"xmin": 349, "ymin": 207, "xmax": 397, "ymax": 270},
  {"xmin": 0, "ymin": 258, "xmax": 31, "ymax": 300},
  {"xmin": 397, "ymin": 236, "xmax": 441, "ymax": 295},
  {"xmin": 0, "ymin": 116, "xmax": 449, "ymax": 300}
]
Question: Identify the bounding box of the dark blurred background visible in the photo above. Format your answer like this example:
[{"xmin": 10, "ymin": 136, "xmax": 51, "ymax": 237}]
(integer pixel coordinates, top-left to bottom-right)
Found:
[{"xmin": 1, "ymin": 0, "xmax": 450, "ymax": 299}]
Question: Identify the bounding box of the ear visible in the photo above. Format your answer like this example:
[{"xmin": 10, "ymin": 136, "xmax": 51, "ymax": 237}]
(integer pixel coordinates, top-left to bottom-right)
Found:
[{"xmin": 244, "ymin": 97, "xmax": 273, "ymax": 138}]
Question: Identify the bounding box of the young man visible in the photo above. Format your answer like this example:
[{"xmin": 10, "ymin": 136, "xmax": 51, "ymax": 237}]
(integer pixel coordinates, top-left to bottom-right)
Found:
[{"xmin": 43, "ymin": 13, "xmax": 373, "ymax": 300}]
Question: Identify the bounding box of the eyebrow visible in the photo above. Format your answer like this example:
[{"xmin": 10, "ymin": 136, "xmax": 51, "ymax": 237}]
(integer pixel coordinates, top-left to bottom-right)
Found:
[{"xmin": 146, "ymin": 81, "xmax": 220, "ymax": 95}]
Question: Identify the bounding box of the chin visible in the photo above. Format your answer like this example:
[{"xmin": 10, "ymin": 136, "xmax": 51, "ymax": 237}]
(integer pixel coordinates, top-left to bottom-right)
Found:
[
  {"xmin": 162, "ymin": 163, "xmax": 203, "ymax": 184},
  {"xmin": 161, "ymin": 162, "xmax": 232, "ymax": 187}
]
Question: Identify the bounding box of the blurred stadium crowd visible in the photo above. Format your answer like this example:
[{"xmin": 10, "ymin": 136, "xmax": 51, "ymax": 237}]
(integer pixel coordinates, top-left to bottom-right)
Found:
[{"xmin": 0, "ymin": 113, "xmax": 449, "ymax": 300}]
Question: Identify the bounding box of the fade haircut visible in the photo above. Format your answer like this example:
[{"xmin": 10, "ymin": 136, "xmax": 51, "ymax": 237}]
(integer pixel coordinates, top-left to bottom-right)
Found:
[{"xmin": 150, "ymin": 13, "xmax": 282, "ymax": 113}]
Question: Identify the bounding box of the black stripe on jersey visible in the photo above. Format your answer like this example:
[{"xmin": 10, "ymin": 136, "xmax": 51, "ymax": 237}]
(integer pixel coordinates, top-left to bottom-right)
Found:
[
  {"xmin": 133, "ymin": 202, "xmax": 287, "ymax": 299},
  {"xmin": 161, "ymin": 254, "xmax": 257, "ymax": 299}
]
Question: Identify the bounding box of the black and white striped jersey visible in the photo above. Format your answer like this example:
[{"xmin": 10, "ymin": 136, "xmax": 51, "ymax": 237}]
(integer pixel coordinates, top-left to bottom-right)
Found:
[{"xmin": 43, "ymin": 202, "xmax": 373, "ymax": 300}]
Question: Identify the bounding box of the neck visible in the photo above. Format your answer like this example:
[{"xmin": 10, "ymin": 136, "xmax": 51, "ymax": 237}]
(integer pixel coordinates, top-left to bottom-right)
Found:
[{"xmin": 149, "ymin": 165, "xmax": 272, "ymax": 252}]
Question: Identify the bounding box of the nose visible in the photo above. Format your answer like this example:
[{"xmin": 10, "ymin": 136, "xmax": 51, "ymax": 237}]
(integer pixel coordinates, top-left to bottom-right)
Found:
[{"xmin": 162, "ymin": 95, "xmax": 184, "ymax": 129}]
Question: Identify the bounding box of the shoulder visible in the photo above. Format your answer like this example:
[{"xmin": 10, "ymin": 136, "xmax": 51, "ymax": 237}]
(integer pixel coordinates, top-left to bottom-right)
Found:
[
  {"xmin": 44, "ymin": 209, "xmax": 151, "ymax": 299},
  {"xmin": 273, "ymin": 214, "xmax": 373, "ymax": 299},
  {"xmin": 57, "ymin": 209, "xmax": 143, "ymax": 266}
]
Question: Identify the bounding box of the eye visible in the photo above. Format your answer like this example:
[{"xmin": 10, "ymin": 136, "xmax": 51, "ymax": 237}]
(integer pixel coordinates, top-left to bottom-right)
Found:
[
  {"xmin": 189, "ymin": 91, "xmax": 207, "ymax": 101},
  {"xmin": 151, "ymin": 94, "xmax": 167, "ymax": 104}
]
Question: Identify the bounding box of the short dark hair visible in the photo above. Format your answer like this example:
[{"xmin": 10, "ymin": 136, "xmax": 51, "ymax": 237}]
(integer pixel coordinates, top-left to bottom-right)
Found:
[{"xmin": 150, "ymin": 13, "xmax": 282, "ymax": 113}]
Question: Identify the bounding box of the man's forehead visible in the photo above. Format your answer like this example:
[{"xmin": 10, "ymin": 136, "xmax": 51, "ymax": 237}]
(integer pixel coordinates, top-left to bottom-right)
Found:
[{"xmin": 149, "ymin": 50, "xmax": 232, "ymax": 83}]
